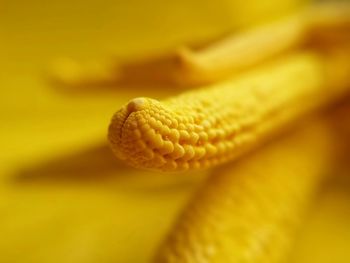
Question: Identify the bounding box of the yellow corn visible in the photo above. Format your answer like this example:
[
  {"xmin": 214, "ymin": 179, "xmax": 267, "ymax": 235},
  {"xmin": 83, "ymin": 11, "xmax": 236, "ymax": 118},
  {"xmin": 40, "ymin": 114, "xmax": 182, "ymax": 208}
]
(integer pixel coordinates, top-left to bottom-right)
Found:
[
  {"xmin": 52, "ymin": 3, "xmax": 350, "ymax": 87},
  {"xmin": 108, "ymin": 50, "xmax": 350, "ymax": 171},
  {"xmin": 154, "ymin": 112, "xmax": 345, "ymax": 263}
]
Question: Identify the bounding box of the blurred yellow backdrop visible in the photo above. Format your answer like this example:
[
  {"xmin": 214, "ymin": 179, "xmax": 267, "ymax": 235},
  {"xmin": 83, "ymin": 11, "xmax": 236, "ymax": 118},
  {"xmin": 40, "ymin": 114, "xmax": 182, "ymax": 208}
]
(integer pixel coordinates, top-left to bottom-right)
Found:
[{"xmin": 1, "ymin": 0, "xmax": 349, "ymax": 262}]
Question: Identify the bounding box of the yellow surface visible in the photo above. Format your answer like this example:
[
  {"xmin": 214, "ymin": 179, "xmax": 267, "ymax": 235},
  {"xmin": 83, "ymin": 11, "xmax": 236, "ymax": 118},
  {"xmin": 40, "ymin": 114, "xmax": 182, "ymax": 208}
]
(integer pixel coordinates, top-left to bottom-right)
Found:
[{"xmin": 1, "ymin": 0, "xmax": 349, "ymax": 262}]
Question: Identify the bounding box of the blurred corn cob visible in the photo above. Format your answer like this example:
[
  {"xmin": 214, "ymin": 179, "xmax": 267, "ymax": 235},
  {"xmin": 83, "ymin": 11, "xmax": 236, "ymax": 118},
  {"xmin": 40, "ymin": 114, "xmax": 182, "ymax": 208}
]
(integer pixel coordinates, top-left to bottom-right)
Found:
[
  {"xmin": 154, "ymin": 105, "xmax": 349, "ymax": 263},
  {"xmin": 108, "ymin": 49, "xmax": 350, "ymax": 171},
  {"xmin": 51, "ymin": 3, "xmax": 350, "ymax": 87}
]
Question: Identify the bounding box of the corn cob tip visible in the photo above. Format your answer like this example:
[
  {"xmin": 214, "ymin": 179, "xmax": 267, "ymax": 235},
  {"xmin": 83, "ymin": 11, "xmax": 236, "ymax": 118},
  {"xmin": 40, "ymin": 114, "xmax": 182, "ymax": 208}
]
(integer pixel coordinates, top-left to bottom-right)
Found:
[
  {"xmin": 108, "ymin": 96, "xmax": 208, "ymax": 171},
  {"xmin": 126, "ymin": 97, "xmax": 149, "ymax": 112},
  {"xmin": 108, "ymin": 97, "xmax": 170, "ymax": 168}
]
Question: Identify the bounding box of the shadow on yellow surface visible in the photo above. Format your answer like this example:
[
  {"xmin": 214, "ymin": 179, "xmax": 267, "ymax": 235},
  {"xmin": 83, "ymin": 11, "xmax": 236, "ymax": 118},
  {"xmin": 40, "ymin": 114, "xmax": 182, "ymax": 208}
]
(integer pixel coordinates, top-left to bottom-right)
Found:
[{"xmin": 12, "ymin": 143, "xmax": 206, "ymax": 193}]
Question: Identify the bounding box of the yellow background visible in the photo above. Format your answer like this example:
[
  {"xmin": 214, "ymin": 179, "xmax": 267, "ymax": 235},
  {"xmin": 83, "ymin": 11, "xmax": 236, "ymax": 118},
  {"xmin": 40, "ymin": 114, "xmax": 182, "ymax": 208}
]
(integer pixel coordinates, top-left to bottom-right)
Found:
[{"xmin": 1, "ymin": 0, "xmax": 349, "ymax": 262}]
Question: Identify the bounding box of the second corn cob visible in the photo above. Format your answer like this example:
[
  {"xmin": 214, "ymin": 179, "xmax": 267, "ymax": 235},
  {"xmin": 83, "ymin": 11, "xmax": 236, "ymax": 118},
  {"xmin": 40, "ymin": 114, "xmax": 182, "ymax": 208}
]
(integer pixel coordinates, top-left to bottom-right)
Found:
[
  {"xmin": 108, "ymin": 50, "xmax": 350, "ymax": 171},
  {"xmin": 154, "ymin": 107, "xmax": 348, "ymax": 263}
]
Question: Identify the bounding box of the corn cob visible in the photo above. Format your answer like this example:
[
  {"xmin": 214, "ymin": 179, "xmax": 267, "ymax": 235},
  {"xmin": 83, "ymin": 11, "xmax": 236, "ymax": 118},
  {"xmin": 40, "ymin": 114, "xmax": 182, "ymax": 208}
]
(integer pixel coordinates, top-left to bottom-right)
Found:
[
  {"xmin": 108, "ymin": 50, "xmax": 350, "ymax": 171},
  {"xmin": 154, "ymin": 112, "xmax": 345, "ymax": 263},
  {"xmin": 120, "ymin": 2, "xmax": 350, "ymax": 86},
  {"xmin": 52, "ymin": 3, "xmax": 350, "ymax": 87}
]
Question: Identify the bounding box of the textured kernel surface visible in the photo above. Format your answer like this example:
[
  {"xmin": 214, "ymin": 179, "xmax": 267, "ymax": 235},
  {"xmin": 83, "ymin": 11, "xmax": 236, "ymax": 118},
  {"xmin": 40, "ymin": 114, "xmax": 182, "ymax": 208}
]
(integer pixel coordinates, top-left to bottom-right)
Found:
[
  {"xmin": 154, "ymin": 121, "xmax": 335, "ymax": 263},
  {"xmin": 108, "ymin": 52, "xmax": 346, "ymax": 171}
]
